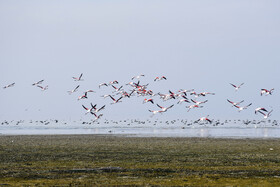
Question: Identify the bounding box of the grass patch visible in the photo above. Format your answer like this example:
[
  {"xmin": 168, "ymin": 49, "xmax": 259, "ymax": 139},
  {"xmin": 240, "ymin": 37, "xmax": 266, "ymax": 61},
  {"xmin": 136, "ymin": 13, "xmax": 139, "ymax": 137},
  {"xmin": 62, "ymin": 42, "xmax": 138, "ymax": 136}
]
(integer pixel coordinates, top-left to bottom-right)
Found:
[{"xmin": 0, "ymin": 135, "xmax": 280, "ymax": 186}]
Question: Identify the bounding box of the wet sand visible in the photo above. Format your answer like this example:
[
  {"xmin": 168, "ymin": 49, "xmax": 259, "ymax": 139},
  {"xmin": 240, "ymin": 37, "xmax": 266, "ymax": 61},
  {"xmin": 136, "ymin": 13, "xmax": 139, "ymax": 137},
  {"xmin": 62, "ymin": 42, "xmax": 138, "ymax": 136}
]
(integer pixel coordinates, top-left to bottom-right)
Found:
[{"xmin": 0, "ymin": 135, "xmax": 280, "ymax": 186}]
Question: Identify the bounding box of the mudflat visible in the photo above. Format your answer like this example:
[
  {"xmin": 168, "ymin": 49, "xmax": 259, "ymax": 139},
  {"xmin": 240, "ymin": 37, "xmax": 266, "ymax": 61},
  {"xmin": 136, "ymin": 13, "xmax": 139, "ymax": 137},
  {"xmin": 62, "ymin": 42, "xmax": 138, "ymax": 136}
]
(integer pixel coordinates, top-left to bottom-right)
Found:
[{"xmin": 0, "ymin": 135, "xmax": 280, "ymax": 186}]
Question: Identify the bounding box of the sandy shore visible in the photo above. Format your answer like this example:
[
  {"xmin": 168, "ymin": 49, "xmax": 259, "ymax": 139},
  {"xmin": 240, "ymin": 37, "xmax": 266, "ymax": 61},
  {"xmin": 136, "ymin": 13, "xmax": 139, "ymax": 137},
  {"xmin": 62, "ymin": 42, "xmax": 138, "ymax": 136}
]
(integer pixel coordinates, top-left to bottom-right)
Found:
[{"xmin": 0, "ymin": 135, "xmax": 280, "ymax": 186}]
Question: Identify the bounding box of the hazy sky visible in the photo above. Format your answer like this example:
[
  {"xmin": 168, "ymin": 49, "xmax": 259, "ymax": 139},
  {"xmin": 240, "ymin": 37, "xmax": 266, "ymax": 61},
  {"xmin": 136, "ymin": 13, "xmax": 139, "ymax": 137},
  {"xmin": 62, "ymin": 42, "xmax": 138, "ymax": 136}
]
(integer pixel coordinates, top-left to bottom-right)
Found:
[{"xmin": 0, "ymin": 1, "xmax": 279, "ymax": 120}]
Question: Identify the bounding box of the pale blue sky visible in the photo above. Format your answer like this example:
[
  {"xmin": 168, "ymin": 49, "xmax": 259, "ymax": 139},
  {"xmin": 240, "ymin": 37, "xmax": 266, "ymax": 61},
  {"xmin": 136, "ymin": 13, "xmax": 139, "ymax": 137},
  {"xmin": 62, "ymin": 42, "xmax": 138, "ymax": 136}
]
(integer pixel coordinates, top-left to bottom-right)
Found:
[{"xmin": 0, "ymin": 1, "xmax": 279, "ymax": 120}]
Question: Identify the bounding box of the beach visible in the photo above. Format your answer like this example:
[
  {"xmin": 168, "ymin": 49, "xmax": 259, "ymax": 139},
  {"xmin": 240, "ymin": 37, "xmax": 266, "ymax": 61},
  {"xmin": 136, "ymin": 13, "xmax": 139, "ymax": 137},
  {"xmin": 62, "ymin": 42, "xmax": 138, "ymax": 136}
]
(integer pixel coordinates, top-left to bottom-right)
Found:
[{"xmin": 1, "ymin": 135, "xmax": 280, "ymax": 186}]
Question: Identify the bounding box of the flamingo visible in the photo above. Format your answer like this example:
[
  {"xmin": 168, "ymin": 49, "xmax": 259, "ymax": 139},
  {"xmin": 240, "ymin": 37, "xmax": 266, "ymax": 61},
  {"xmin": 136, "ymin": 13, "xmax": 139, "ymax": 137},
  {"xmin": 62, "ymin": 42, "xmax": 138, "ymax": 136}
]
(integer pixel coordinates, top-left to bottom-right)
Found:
[
  {"xmin": 111, "ymin": 85, "xmax": 123, "ymax": 92},
  {"xmin": 108, "ymin": 95, "xmax": 123, "ymax": 104},
  {"xmin": 177, "ymin": 99, "xmax": 190, "ymax": 104},
  {"xmin": 132, "ymin": 74, "xmax": 145, "ymax": 80},
  {"xmin": 143, "ymin": 98, "xmax": 154, "ymax": 104},
  {"xmin": 91, "ymin": 104, "xmax": 106, "ymax": 113},
  {"xmin": 37, "ymin": 85, "xmax": 48, "ymax": 91},
  {"xmin": 190, "ymin": 91, "xmax": 199, "ymax": 98},
  {"xmin": 159, "ymin": 93, "xmax": 175, "ymax": 101},
  {"xmin": 154, "ymin": 76, "xmax": 167, "ymax": 81},
  {"xmin": 72, "ymin": 73, "xmax": 83, "ymax": 81},
  {"xmin": 156, "ymin": 104, "xmax": 174, "ymax": 112},
  {"xmin": 196, "ymin": 116, "xmax": 212, "ymax": 124},
  {"xmin": 260, "ymin": 88, "xmax": 274, "ymax": 96},
  {"xmin": 227, "ymin": 99, "xmax": 244, "ymax": 107},
  {"xmin": 82, "ymin": 104, "xmax": 96, "ymax": 115},
  {"xmin": 67, "ymin": 85, "xmax": 80, "ymax": 94},
  {"xmin": 178, "ymin": 89, "xmax": 194, "ymax": 95},
  {"xmin": 191, "ymin": 99, "xmax": 208, "ymax": 105},
  {"xmin": 258, "ymin": 110, "xmax": 273, "ymax": 119},
  {"xmin": 85, "ymin": 90, "xmax": 95, "ymax": 93},
  {"xmin": 92, "ymin": 113, "xmax": 103, "ymax": 121},
  {"xmin": 233, "ymin": 103, "xmax": 252, "ymax": 112},
  {"xmin": 121, "ymin": 90, "xmax": 135, "ymax": 98},
  {"xmin": 198, "ymin": 92, "xmax": 215, "ymax": 97},
  {"xmin": 108, "ymin": 80, "xmax": 119, "ymax": 85},
  {"xmin": 186, "ymin": 105, "xmax": 203, "ymax": 112},
  {"xmin": 230, "ymin": 83, "xmax": 244, "ymax": 91},
  {"xmin": 78, "ymin": 92, "xmax": 88, "ymax": 100},
  {"xmin": 32, "ymin": 80, "xmax": 44, "ymax": 86},
  {"xmin": 99, "ymin": 83, "xmax": 108, "ymax": 88},
  {"xmin": 255, "ymin": 107, "xmax": 268, "ymax": 114},
  {"xmin": 101, "ymin": 94, "xmax": 111, "ymax": 99},
  {"xmin": 148, "ymin": 110, "xmax": 164, "ymax": 117},
  {"xmin": 3, "ymin": 83, "xmax": 15, "ymax": 89}
]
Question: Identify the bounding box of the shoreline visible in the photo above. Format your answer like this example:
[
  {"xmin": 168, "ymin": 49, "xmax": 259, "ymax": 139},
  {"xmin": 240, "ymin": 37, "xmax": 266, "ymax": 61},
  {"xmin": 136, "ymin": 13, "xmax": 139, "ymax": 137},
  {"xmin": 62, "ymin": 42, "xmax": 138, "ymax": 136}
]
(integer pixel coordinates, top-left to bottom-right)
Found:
[{"xmin": 1, "ymin": 133, "xmax": 280, "ymax": 140}]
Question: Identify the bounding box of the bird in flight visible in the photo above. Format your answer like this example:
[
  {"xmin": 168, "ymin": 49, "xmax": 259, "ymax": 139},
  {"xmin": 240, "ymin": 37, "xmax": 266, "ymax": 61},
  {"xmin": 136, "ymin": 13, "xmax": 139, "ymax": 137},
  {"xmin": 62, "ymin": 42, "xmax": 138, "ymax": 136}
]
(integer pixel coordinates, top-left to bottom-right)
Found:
[
  {"xmin": 230, "ymin": 83, "xmax": 244, "ymax": 91},
  {"xmin": 72, "ymin": 73, "xmax": 83, "ymax": 81},
  {"xmin": 68, "ymin": 85, "xmax": 80, "ymax": 94},
  {"xmin": 233, "ymin": 103, "xmax": 252, "ymax": 112},
  {"xmin": 37, "ymin": 85, "xmax": 48, "ymax": 91},
  {"xmin": 195, "ymin": 116, "xmax": 212, "ymax": 124},
  {"xmin": 32, "ymin": 80, "xmax": 44, "ymax": 86},
  {"xmin": 3, "ymin": 83, "xmax": 15, "ymax": 89},
  {"xmin": 260, "ymin": 88, "xmax": 274, "ymax": 96}
]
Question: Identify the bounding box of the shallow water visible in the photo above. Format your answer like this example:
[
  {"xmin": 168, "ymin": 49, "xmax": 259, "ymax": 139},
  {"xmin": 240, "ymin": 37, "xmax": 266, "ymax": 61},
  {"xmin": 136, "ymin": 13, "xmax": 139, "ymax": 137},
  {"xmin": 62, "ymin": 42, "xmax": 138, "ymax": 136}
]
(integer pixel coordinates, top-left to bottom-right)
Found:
[{"xmin": 1, "ymin": 119, "xmax": 280, "ymax": 138}]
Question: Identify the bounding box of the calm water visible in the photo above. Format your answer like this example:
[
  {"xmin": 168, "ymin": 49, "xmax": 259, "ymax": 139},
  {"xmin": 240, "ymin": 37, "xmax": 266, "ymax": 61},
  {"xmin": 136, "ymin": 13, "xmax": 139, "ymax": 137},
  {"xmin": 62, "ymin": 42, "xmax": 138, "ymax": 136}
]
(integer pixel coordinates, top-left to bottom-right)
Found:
[{"xmin": 1, "ymin": 119, "xmax": 279, "ymax": 138}]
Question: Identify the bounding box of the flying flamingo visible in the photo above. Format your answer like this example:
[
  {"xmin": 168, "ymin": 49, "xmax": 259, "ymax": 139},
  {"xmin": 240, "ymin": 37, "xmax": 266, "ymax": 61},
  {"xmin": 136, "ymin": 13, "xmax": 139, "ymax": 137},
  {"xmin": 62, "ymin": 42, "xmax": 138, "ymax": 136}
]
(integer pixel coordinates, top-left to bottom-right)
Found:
[
  {"xmin": 37, "ymin": 85, "xmax": 48, "ymax": 91},
  {"xmin": 108, "ymin": 80, "xmax": 119, "ymax": 85},
  {"xmin": 78, "ymin": 92, "xmax": 88, "ymax": 100},
  {"xmin": 227, "ymin": 99, "xmax": 244, "ymax": 107},
  {"xmin": 154, "ymin": 76, "xmax": 167, "ymax": 81},
  {"xmin": 82, "ymin": 103, "xmax": 96, "ymax": 115},
  {"xmin": 260, "ymin": 88, "xmax": 274, "ymax": 96},
  {"xmin": 72, "ymin": 73, "xmax": 83, "ymax": 81},
  {"xmin": 101, "ymin": 94, "xmax": 111, "ymax": 99},
  {"xmin": 32, "ymin": 80, "xmax": 44, "ymax": 86},
  {"xmin": 108, "ymin": 95, "xmax": 123, "ymax": 104},
  {"xmin": 196, "ymin": 116, "xmax": 212, "ymax": 124},
  {"xmin": 92, "ymin": 113, "xmax": 103, "ymax": 121},
  {"xmin": 230, "ymin": 83, "xmax": 244, "ymax": 91},
  {"xmin": 67, "ymin": 85, "xmax": 80, "ymax": 94},
  {"xmin": 99, "ymin": 83, "xmax": 108, "ymax": 88},
  {"xmin": 233, "ymin": 103, "xmax": 252, "ymax": 112},
  {"xmin": 91, "ymin": 104, "xmax": 106, "ymax": 113},
  {"xmin": 258, "ymin": 110, "xmax": 273, "ymax": 119},
  {"xmin": 197, "ymin": 92, "xmax": 215, "ymax": 97},
  {"xmin": 191, "ymin": 99, "xmax": 208, "ymax": 105},
  {"xmin": 3, "ymin": 83, "xmax": 15, "ymax": 89},
  {"xmin": 255, "ymin": 107, "xmax": 268, "ymax": 114},
  {"xmin": 143, "ymin": 98, "xmax": 154, "ymax": 104},
  {"xmin": 186, "ymin": 105, "xmax": 203, "ymax": 112},
  {"xmin": 148, "ymin": 110, "xmax": 164, "ymax": 117},
  {"xmin": 132, "ymin": 74, "xmax": 145, "ymax": 80},
  {"xmin": 156, "ymin": 104, "xmax": 174, "ymax": 112},
  {"xmin": 177, "ymin": 99, "xmax": 190, "ymax": 104},
  {"xmin": 111, "ymin": 85, "xmax": 123, "ymax": 92}
]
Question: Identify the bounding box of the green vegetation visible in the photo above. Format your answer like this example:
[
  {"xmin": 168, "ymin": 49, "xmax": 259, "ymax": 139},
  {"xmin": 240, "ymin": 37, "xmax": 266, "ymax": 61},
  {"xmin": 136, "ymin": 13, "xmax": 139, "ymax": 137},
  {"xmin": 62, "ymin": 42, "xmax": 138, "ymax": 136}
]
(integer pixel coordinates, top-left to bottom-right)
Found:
[{"xmin": 0, "ymin": 135, "xmax": 280, "ymax": 186}]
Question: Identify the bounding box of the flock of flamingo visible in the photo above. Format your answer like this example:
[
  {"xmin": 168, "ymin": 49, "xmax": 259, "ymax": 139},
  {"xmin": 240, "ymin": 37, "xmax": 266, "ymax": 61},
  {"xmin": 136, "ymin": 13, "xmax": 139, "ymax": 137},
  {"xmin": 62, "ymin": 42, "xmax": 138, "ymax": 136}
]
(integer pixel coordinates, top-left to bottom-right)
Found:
[{"xmin": 2, "ymin": 73, "xmax": 276, "ymax": 125}]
